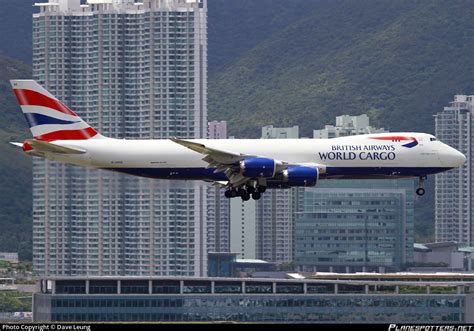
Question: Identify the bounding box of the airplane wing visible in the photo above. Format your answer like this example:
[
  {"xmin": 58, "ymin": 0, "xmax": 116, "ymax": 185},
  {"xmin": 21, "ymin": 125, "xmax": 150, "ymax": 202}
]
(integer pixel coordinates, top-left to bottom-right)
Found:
[
  {"xmin": 171, "ymin": 138, "xmax": 268, "ymax": 186},
  {"xmin": 27, "ymin": 139, "xmax": 86, "ymax": 154},
  {"xmin": 170, "ymin": 138, "xmax": 325, "ymax": 188}
]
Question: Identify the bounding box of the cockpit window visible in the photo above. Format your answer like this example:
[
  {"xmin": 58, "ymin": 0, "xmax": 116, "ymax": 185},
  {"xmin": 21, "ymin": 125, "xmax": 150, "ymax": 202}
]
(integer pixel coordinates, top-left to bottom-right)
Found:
[{"xmin": 430, "ymin": 138, "xmax": 437, "ymax": 141}]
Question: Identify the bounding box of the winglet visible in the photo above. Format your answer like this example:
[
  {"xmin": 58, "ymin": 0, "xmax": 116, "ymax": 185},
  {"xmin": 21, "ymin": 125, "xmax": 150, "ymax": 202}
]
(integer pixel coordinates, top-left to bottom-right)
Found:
[{"xmin": 9, "ymin": 142, "xmax": 23, "ymax": 148}]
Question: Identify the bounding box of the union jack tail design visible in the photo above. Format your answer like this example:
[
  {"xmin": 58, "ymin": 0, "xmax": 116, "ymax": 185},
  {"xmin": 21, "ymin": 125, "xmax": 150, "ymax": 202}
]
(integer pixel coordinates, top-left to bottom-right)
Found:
[{"xmin": 10, "ymin": 80, "xmax": 103, "ymax": 142}]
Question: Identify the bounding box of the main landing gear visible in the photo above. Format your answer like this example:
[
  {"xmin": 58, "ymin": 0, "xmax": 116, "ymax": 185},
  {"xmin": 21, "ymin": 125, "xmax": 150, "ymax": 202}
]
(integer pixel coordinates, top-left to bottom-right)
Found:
[
  {"xmin": 224, "ymin": 182, "xmax": 267, "ymax": 201},
  {"xmin": 416, "ymin": 176, "xmax": 426, "ymax": 196}
]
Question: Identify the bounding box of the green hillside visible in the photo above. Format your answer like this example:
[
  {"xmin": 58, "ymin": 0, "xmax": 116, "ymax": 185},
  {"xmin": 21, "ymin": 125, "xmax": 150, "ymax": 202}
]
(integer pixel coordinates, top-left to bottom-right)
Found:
[
  {"xmin": 0, "ymin": 0, "xmax": 35, "ymax": 64},
  {"xmin": 0, "ymin": 54, "xmax": 32, "ymax": 260},
  {"xmin": 208, "ymin": 0, "xmax": 474, "ymax": 243},
  {"xmin": 209, "ymin": 0, "xmax": 474, "ymax": 137}
]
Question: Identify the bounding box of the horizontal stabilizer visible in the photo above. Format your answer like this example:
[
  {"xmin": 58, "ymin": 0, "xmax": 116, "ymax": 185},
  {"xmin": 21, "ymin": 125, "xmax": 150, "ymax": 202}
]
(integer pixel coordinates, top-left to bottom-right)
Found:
[{"xmin": 25, "ymin": 139, "xmax": 86, "ymax": 154}]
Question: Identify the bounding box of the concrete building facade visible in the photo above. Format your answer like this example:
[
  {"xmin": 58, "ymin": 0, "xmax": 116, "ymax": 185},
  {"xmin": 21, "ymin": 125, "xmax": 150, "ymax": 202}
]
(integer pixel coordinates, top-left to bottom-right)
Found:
[
  {"xmin": 230, "ymin": 198, "xmax": 257, "ymax": 259},
  {"xmin": 32, "ymin": 0, "xmax": 208, "ymax": 276},
  {"xmin": 208, "ymin": 121, "xmax": 227, "ymax": 140}
]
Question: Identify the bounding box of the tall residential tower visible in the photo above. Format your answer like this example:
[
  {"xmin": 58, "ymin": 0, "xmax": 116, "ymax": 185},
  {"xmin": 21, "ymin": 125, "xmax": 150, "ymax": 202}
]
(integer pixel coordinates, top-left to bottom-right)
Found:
[
  {"xmin": 435, "ymin": 95, "xmax": 474, "ymax": 245},
  {"xmin": 32, "ymin": 0, "xmax": 207, "ymax": 276},
  {"xmin": 207, "ymin": 121, "xmax": 231, "ymax": 253}
]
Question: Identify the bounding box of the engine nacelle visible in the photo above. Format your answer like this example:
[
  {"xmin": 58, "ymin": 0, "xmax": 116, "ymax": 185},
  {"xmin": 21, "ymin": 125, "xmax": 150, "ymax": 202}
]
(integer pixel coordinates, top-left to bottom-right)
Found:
[
  {"xmin": 282, "ymin": 166, "xmax": 319, "ymax": 187},
  {"xmin": 239, "ymin": 157, "xmax": 276, "ymax": 178}
]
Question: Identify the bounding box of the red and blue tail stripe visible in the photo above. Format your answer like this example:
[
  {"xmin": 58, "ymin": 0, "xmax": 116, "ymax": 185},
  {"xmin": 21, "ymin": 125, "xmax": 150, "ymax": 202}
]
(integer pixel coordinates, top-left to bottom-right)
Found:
[
  {"xmin": 13, "ymin": 88, "xmax": 77, "ymax": 116},
  {"xmin": 23, "ymin": 113, "xmax": 80, "ymax": 127},
  {"xmin": 11, "ymin": 80, "xmax": 100, "ymax": 142}
]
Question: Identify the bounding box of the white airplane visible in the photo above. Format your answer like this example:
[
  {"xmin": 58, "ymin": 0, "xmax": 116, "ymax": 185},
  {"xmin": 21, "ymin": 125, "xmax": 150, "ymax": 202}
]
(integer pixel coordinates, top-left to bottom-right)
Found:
[{"xmin": 10, "ymin": 80, "xmax": 466, "ymax": 201}]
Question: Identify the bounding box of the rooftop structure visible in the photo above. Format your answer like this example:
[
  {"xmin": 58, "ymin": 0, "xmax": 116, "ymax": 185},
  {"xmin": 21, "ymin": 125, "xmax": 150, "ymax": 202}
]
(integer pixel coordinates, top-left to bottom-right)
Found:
[{"xmin": 313, "ymin": 114, "xmax": 386, "ymax": 139}]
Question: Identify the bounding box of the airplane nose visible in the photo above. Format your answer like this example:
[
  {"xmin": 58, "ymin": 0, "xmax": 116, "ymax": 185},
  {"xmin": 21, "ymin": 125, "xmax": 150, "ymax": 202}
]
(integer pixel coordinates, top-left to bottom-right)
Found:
[{"xmin": 450, "ymin": 149, "xmax": 466, "ymax": 168}]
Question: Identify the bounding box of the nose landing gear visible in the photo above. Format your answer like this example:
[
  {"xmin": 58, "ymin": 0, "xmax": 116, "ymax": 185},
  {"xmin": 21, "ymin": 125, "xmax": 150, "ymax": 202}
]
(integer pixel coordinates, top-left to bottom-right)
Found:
[{"xmin": 416, "ymin": 176, "xmax": 427, "ymax": 196}]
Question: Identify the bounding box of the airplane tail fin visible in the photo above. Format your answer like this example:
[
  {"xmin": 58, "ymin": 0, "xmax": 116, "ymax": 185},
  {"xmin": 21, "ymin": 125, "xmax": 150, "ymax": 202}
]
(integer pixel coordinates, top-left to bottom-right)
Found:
[{"xmin": 10, "ymin": 80, "xmax": 104, "ymax": 141}]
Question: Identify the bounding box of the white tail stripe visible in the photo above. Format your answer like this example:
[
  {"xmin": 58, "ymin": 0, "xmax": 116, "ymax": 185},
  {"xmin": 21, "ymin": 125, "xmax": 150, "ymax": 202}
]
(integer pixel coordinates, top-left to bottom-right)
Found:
[
  {"xmin": 20, "ymin": 105, "xmax": 81, "ymax": 122},
  {"xmin": 30, "ymin": 121, "xmax": 91, "ymax": 137},
  {"xmin": 10, "ymin": 80, "xmax": 57, "ymax": 100}
]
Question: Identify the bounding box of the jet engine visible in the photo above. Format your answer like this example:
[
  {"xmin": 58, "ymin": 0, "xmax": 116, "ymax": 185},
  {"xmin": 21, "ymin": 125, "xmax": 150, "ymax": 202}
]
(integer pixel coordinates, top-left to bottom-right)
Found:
[
  {"xmin": 239, "ymin": 157, "xmax": 276, "ymax": 178},
  {"xmin": 281, "ymin": 166, "xmax": 319, "ymax": 187}
]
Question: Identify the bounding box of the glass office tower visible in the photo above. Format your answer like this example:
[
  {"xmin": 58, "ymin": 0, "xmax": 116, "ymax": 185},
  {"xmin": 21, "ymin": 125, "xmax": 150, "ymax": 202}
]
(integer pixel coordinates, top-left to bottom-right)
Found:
[
  {"xmin": 295, "ymin": 180, "xmax": 415, "ymax": 272},
  {"xmin": 32, "ymin": 0, "xmax": 207, "ymax": 276}
]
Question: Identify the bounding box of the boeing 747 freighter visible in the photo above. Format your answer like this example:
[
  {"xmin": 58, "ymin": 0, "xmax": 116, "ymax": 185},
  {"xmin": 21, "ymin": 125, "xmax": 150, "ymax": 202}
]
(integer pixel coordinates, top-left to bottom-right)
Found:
[{"xmin": 9, "ymin": 80, "xmax": 466, "ymax": 201}]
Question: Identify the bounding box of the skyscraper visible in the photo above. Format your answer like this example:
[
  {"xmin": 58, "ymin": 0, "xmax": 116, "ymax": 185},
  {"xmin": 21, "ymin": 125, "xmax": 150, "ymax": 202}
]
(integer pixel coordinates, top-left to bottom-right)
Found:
[
  {"xmin": 435, "ymin": 95, "xmax": 474, "ymax": 245},
  {"xmin": 206, "ymin": 121, "xmax": 230, "ymax": 253},
  {"xmin": 32, "ymin": 0, "xmax": 207, "ymax": 276},
  {"xmin": 295, "ymin": 180, "xmax": 414, "ymax": 273}
]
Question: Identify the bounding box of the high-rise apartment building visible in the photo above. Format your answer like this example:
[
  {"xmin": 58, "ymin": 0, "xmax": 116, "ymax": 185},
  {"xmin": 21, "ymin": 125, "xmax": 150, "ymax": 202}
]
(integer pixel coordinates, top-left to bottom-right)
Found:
[
  {"xmin": 256, "ymin": 126, "xmax": 300, "ymax": 264},
  {"xmin": 206, "ymin": 121, "xmax": 230, "ymax": 253},
  {"xmin": 435, "ymin": 95, "xmax": 474, "ymax": 244},
  {"xmin": 32, "ymin": 0, "xmax": 207, "ymax": 276}
]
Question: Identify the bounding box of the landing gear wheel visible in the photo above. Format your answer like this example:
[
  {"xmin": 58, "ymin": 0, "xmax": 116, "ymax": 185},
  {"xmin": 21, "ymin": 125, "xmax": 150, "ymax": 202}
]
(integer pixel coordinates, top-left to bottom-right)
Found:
[
  {"xmin": 246, "ymin": 186, "xmax": 256, "ymax": 194},
  {"xmin": 416, "ymin": 188, "xmax": 425, "ymax": 196},
  {"xmin": 238, "ymin": 188, "xmax": 246, "ymax": 197},
  {"xmin": 241, "ymin": 193, "xmax": 251, "ymax": 201},
  {"xmin": 225, "ymin": 189, "xmax": 237, "ymax": 198},
  {"xmin": 416, "ymin": 176, "xmax": 427, "ymax": 196},
  {"xmin": 252, "ymin": 192, "xmax": 261, "ymax": 200},
  {"xmin": 257, "ymin": 186, "xmax": 267, "ymax": 193}
]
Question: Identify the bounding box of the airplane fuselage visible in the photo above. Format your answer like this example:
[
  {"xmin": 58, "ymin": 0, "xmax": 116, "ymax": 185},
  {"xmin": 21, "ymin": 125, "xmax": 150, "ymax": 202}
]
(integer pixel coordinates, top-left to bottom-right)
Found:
[
  {"xmin": 10, "ymin": 80, "xmax": 467, "ymax": 200},
  {"xmin": 43, "ymin": 132, "xmax": 465, "ymax": 183}
]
